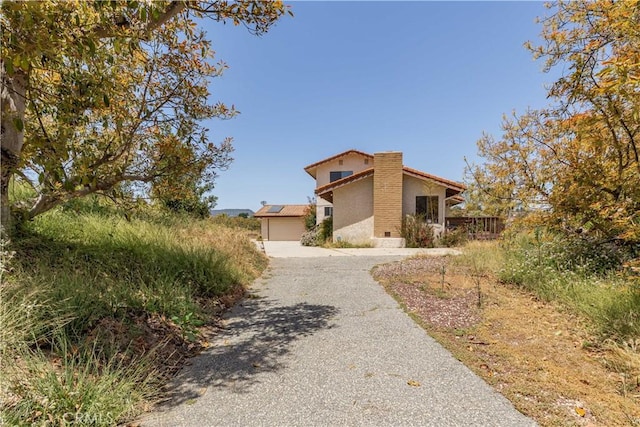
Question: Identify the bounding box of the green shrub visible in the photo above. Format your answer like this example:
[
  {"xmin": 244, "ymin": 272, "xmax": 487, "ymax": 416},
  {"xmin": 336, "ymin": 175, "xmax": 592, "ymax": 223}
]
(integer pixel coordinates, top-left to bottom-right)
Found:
[
  {"xmin": 318, "ymin": 216, "xmax": 333, "ymax": 243},
  {"xmin": 438, "ymin": 227, "xmax": 468, "ymax": 247},
  {"xmin": 303, "ymin": 203, "xmax": 317, "ymax": 231},
  {"xmin": 400, "ymin": 214, "xmax": 435, "ymax": 248},
  {"xmin": 500, "ymin": 230, "xmax": 634, "ymax": 286},
  {"xmin": 300, "ymin": 226, "xmax": 320, "ymax": 246}
]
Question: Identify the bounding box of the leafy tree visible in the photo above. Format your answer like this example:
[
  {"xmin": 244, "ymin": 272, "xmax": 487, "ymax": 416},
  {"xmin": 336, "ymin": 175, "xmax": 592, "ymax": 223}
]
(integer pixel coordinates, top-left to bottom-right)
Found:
[
  {"xmin": 466, "ymin": 0, "xmax": 640, "ymax": 244},
  {"xmin": 303, "ymin": 196, "xmax": 316, "ymax": 231},
  {"xmin": 152, "ymin": 170, "xmax": 217, "ymax": 219},
  {"xmin": 1, "ymin": 1, "xmax": 290, "ymax": 233}
]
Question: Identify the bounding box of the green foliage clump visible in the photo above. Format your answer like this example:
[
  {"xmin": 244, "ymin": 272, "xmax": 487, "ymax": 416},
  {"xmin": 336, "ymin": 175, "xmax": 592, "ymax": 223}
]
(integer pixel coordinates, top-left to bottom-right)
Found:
[
  {"xmin": 303, "ymin": 202, "xmax": 317, "ymax": 231},
  {"xmin": 400, "ymin": 214, "xmax": 435, "ymax": 248},
  {"xmin": 498, "ymin": 229, "xmax": 640, "ymax": 341},
  {"xmin": 500, "ymin": 229, "xmax": 636, "ymax": 286},
  {"xmin": 301, "ymin": 216, "xmax": 332, "ymax": 247},
  {"xmin": 161, "ymin": 196, "xmax": 213, "ymax": 219},
  {"xmin": 319, "ymin": 216, "xmax": 333, "ymax": 242},
  {"xmin": 301, "ymin": 216, "xmax": 334, "ymax": 247},
  {"xmin": 438, "ymin": 227, "xmax": 468, "ymax": 248},
  {"xmin": 300, "ymin": 227, "xmax": 320, "ymax": 247}
]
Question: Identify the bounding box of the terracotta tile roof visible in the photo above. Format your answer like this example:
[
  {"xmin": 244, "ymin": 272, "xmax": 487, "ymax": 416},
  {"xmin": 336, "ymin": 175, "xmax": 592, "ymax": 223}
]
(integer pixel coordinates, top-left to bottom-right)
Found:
[
  {"xmin": 446, "ymin": 194, "xmax": 466, "ymax": 205},
  {"xmin": 254, "ymin": 204, "xmax": 309, "ymax": 218},
  {"xmin": 304, "ymin": 149, "xmax": 373, "ymax": 178},
  {"xmin": 402, "ymin": 166, "xmax": 466, "ymax": 192},
  {"xmin": 315, "ymin": 166, "xmax": 466, "ymax": 202}
]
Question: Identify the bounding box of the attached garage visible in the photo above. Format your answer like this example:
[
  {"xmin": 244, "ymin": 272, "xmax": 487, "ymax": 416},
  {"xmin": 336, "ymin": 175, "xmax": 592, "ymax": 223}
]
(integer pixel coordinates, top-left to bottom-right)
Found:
[{"xmin": 254, "ymin": 205, "xmax": 307, "ymax": 241}]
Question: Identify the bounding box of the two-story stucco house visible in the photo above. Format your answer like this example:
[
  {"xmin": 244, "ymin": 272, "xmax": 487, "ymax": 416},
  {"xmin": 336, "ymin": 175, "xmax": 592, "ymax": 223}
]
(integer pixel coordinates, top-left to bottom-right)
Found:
[{"xmin": 304, "ymin": 149, "xmax": 466, "ymax": 247}]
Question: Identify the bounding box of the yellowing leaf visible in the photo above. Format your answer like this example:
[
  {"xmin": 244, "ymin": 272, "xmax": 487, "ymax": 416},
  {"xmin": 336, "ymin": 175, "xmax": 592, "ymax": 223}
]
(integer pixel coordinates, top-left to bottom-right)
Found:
[
  {"xmin": 407, "ymin": 379, "xmax": 421, "ymax": 387},
  {"xmin": 13, "ymin": 118, "xmax": 24, "ymax": 132},
  {"xmin": 575, "ymin": 407, "xmax": 586, "ymax": 417}
]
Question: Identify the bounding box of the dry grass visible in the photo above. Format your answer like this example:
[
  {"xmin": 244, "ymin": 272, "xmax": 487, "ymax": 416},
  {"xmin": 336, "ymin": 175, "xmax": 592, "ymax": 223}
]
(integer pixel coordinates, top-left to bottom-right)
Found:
[
  {"xmin": 373, "ymin": 252, "xmax": 640, "ymax": 427},
  {"xmin": 604, "ymin": 339, "xmax": 640, "ymax": 401},
  {"xmin": 177, "ymin": 222, "xmax": 267, "ymax": 283}
]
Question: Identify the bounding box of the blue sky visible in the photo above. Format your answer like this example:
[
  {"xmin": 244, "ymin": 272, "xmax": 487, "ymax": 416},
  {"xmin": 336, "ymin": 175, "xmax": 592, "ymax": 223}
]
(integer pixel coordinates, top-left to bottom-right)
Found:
[{"xmin": 202, "ymin": 1, "xmax": 557, "ymax": 210}]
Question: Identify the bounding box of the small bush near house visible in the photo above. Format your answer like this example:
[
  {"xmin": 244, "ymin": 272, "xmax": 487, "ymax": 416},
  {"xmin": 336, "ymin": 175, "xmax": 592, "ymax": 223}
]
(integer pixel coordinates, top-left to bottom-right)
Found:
[
  {"xmin": 438, "ymin": 227, "xmax": 468, "ymax": 247},
  {"xmin": 303, "ymin": 217, "xmax": 333, "ymax": 246},
  {"xmin": 301, "ymin": 226, "xmax": 320, "ymax": 246},
  {"xmin": 303, "ymin": 202, "xmax": 317, "ymax": 231},
  {"xmin": 400, "ymin": 214, "xmax": 435, "ymax": 248},
  {"xmin": 319, "ymin": 216, "xmax": 333, "ymax": 243}
]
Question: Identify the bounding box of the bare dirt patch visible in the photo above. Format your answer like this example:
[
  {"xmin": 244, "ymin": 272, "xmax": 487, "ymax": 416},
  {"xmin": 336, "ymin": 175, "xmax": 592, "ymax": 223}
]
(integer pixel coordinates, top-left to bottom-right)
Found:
[{"xmin": 373, "ymin": 256, "xmax": 640, "ymax": 427}]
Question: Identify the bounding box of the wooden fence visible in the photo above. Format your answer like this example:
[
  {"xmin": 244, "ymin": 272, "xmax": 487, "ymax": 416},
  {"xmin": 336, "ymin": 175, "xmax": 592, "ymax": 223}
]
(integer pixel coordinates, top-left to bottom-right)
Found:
[{"xmin": 445, "ymin": 216, "xmax": 505, "ymax": 240}]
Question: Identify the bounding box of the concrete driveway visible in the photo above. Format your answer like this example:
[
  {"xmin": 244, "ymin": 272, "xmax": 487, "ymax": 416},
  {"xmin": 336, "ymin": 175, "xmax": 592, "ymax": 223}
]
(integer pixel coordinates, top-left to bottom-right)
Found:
[
  {"xmin": 258, "ymin": 240, "xmax": 461, "ymax": 258},
  {"xmin": 141, "ymin": 253, "xmax": 535, "ymax": 426}
]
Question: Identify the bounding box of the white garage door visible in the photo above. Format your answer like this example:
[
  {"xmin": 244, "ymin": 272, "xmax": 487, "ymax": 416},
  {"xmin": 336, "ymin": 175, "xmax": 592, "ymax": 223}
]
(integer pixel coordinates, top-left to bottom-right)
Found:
[{"xmin": 262, "ymin": 217, "xmax": 306, "ymax": 241}]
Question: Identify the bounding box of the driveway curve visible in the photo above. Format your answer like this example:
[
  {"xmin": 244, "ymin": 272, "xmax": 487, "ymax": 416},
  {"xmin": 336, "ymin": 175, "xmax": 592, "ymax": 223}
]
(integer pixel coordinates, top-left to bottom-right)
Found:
[{"xmin": 142, "ymin": 255, "xmax": 535, "ymax": 426}]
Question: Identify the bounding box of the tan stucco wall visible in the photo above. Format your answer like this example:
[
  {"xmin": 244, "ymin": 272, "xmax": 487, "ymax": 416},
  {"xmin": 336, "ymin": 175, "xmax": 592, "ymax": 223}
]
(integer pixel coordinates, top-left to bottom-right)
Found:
[
  {"xmin": 333, "ymin": 176, "xmax": 374, "ymax": 244},
  {"xmin": 315, "ymin": 153, "xmax": 372, "ymax": 188},
  {"xmin": 445, "ymin": 203, "xmax": 458, "ymax": 217},
  {"xmin": 402, "ymin": 175, "xmax": 447, "ymax": 234},
  {"xmin": 260, "ymin": 217, "xmax": 306, "ymax": 241},
  {"xmin": 445, "ymin": 204, "xmax": 452, "ymax": 217},
  {"xmin": 316, "ymin": 199, "xmax": 333, "ymax": 225},
  {"xmin": 334, "ymin": 216, "xmax": 374, "ymax": 245}
]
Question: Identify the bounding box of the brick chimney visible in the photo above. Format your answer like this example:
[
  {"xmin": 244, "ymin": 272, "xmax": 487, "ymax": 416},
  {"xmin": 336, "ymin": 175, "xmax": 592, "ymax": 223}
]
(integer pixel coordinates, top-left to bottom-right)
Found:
[{"xmin": 373, "ymin": 152, "xmax": 403, "ymax": 238}]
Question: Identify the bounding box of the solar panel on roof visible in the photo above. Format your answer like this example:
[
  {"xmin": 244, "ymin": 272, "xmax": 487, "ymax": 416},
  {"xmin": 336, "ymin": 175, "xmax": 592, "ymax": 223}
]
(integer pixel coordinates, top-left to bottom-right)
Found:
[{"xmin": 267, "ymin": 205, "xmax": 284, "ymax": 213}]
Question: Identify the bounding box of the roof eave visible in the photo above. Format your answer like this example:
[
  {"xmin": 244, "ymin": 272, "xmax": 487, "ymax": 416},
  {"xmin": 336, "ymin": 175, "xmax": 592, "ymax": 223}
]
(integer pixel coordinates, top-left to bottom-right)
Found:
[
  {"xmin": 402, "ymin": 167, "xmax": 466, "ymax": 193},
  {"xmin": 314, "ymin": 168, "xmax": 375, "ymax": 196}
]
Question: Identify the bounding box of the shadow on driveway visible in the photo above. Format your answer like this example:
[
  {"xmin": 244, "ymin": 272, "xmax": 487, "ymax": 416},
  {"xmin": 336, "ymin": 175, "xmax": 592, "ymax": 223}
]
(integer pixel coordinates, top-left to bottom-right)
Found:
[{"xmin": 156, "ymin": 295, "xmax": 340, "ymax": 409}]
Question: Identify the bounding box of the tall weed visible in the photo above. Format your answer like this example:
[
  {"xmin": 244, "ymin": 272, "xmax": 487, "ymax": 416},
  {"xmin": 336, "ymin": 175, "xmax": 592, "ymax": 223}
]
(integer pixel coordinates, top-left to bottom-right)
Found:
[
  {"xmin": 3, "ymin": 337, "xmax": 156, "ymax": 426},
  {"xmin": 455, "ymin": 240, "xmax": 504, "ymax": 276}
]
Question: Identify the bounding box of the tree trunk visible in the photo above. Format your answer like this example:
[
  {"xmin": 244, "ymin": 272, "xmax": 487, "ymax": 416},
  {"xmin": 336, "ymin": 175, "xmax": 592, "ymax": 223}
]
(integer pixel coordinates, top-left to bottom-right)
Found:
[{"xmin": 1, "ymin": 66, "xmax": 28, "ymax": 236}]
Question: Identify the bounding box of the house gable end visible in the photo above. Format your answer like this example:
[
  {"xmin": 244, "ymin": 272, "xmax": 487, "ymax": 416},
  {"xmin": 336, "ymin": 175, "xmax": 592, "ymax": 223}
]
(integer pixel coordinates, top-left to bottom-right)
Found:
[{"xmin": 304, "ymin": 149, "xmax": 373, "ymax": 182}]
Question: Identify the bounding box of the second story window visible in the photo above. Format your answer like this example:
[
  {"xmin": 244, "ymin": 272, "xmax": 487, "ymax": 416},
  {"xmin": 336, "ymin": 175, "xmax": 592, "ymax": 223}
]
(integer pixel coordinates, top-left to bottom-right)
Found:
[
  {"xmin": 330, "ymin": 171, "xmax": 353, "ymax": 182},
  {"xmin": 324, "ymin": 206, "xmax": 333, "ymax": 217}
]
